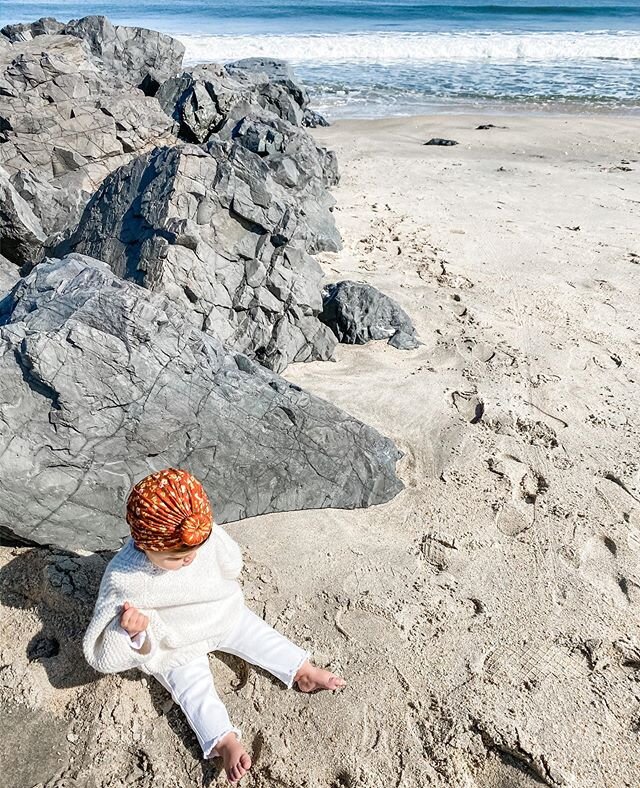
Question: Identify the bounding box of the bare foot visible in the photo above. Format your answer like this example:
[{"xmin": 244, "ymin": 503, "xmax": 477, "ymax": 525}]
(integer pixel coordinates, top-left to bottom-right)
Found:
[
  {"xmin": 293, "ymin": 659, "xmax": 346, "ymax": 693},
  {"xmin": 213, "ymin": 732, "xmax": 252, "ymax": 783}
]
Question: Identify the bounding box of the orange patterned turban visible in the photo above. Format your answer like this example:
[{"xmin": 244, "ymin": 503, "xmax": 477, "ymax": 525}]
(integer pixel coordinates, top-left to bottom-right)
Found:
[{"xmin": 126, "ymin": 468, "xmax": 213, "ymax": 552}]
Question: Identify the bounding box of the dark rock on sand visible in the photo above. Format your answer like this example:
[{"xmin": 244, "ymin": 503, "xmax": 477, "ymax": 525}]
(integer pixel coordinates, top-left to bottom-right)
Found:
[
  {"xmin": 424, "ymin": 138, "xmax": 459, "ymax": 146},
  {"xmin": 0, "ymin": 255, "xmax": 404, "ymax": 550},
  {"xmin": 302, "ymin": 108, "xmax": 330, "ymax": 128},
  {"xmin": 476, "ymin": 124, "xmax": 507, "ymax": 130},
  {"xmin": 320, "ymin": 280, "xmax": 420, "ymax": 350},
  {"xmin": 61, "ymin": 138, "xmax": 339, "ymax": 372}
]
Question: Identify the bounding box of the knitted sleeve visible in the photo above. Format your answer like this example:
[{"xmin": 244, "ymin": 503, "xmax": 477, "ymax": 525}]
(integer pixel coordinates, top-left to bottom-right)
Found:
[
  {"xmin": 82, "ymin": 577, "xmax": 158, "ymax": 674},
  {"xmin": 128, "ymin": 629, "xmax": 147, "ymax": 650},
  {"xmin": 214, "ymin": 524, "xmax": 244, "ymax": 580}
]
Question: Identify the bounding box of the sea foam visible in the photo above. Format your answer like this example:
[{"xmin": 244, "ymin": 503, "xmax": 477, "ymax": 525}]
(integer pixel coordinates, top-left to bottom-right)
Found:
[{"xmin": 178, "ymin": 31, "xmax": 640, "ymax": 66}]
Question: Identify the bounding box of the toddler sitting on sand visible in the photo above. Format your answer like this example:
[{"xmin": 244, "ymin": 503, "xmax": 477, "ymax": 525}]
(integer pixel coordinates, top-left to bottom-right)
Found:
[{"xmin": 83, "ymin": 468, "xmax": 345, "ymax": 782}]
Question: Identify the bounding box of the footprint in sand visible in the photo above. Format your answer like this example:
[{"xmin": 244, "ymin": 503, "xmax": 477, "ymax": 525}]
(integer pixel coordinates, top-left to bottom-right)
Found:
[
  {"xmin": 454, "ymin": 336, "xmax": 496, "ymax": 363},
  {"xmin": 577, "ymin": 534, "xmax": 636, "ymax": 608},
  {"xmin": 488, "ymin": 455, "xmax": 548, "ymax": 536},
  {"xmin": 452, "ymin": 390, "xmax": 484, "ymax": 423},
  {"xmin": 625, "ymin": 515, "xmax": 640, "ymax": 553},
  {"xmin": 419, "ymin": 531, "xmax": 459, "ymax": 573},
  {"xmin": 448, "ymin": 293, "xmax": 468, "ymax": 318},
  {"xmin": 514, "ymin": 417, "xmax": 559, "ymax": 448}
]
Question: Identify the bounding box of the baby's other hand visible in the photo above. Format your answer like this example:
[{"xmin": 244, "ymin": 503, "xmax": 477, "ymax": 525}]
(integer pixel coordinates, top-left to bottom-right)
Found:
[{"xmin": 120, "ymin": 601, "xmax": 149, "ymax": 637}]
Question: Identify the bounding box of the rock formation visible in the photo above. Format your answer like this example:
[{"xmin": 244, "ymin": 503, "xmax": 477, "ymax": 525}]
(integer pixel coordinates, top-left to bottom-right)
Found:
[
  {"xmin": 0, "ymin": 32, "xmax": 177, "ymax": 261},
  {"xmin": 0, "ymin": 255, "xmax": 403, "ymax": 550},
  {"xmin": 0, "ymin": 17, "xmax": 403, "ymax": 553},
  {"xmin": 61, "ymin": 135, "xmax": 339, "ymax": 372},
  {"xmin": 320, "ymin": 280, "xmax": 421, "ymax": 349},
  {"xmin": 0, "ymin": 253, "xmax": 19, "ymax": 292},
  {"xmin": 156, "ymin": 57, "xmax": 312, "ymax": 142},
  {"xmin": 0, "ymin": 18, "xmax": 343, "ymax": 376},
  {"xmin": 1, "ymin": 15, "xmax": 184, "ymax": 94}
]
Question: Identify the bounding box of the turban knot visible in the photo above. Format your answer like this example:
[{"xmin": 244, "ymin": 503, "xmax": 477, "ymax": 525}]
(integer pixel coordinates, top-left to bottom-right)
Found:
[{"xmin": 126, "ymin": 468, "xmax": 212, "ymax": 552}]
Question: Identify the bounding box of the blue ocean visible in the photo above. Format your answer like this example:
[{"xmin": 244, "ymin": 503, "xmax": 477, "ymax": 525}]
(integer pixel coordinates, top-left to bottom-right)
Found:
[{"xmin": 2, "ymin": 1, "xmax": 639, "ymax": 117}]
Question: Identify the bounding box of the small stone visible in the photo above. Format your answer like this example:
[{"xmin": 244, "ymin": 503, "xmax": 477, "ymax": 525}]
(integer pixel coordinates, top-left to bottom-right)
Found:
[{"xmin": 424, "ymin": 138, "xmax": 459, "ymax": 146}]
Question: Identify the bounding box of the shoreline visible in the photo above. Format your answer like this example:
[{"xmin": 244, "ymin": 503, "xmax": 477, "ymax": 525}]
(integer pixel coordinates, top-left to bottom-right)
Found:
[
  {"xmin": 316, "ymin": 102, "xmax": 640, "ymax": 122},
  {"xmin": 2, "ymin": 15, "xmax": 638, "ymax": 117},
  {"xmin": 311, "ymin": 110, "xmax": 640, "ymax": 153}
]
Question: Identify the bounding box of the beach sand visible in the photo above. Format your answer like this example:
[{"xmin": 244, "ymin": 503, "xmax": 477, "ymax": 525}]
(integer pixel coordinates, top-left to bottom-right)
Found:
[{"xmin": 1, "ymin": 113, "xmax": 639, "ymax": 787}]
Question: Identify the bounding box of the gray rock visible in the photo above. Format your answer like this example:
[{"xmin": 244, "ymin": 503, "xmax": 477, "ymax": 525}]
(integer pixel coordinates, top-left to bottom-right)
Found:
[
  {"xmin": 156, "ymin": 60, "xmax": 307, "ymax": 143},
  {"xmin": 320, "ymin": 280, "xmax": 421, "ymax": 349},
  {"xmin": 62, "ymin": 15, "xmax": 184, "ymax": 94},
  {"xmin": 424, "ymin": 138, "xmax": 459, "ymax": 146},
  {"xmin": 476, "ymin": 123, "xmax": 507, "ymax": 130},
  {"xmin": 227, "ymin": 111, "xmax": 338, "ymax": 189},
  {"xmin": 0, "ymin": 167, "xmax": 47, "ymax": 265},
  {"xmin": 0, "ymin": 17, "xmax": 64, "ymax": 41},
  {"xmin": 302, "ymin": 108, "xmax": 330, "ymax": 128},
  {"xmin": 0, "ymin": 255, "xmax": 403, "ymax": 550},
  {"xmin": 61, "ymin": 141, "xmax": 339, "ymax": 372},
  {"xmin": 225, "ymin": 112, "xmax": 340, "ymax": 250},
  {"xmin": 0, "ymin": 34, "xmax": 177, "ymax": 258},
  {"xmin": 0, "ymin": 22, "xmax": 333, "ymax": 275},
  {"xmin": 226, "ymin": 57, "xmax": 308, "ymax": 115},
  {"xmin": 0, "ymin": 254, "xmax": 20, "ymax": 294},
  {"xmin": 1, "ymin": 15, "xmax": 184, "ymax": 93}
]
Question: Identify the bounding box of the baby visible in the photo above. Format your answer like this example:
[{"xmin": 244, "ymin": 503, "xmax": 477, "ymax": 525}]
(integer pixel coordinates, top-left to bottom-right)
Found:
[{"xmin": 83, "ymin": 468, "xmax": 345, "ymax": 782}]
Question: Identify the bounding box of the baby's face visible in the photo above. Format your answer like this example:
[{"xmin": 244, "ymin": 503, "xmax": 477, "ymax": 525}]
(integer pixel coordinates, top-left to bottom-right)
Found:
[{"xmin": 144, "ymin": 546, "xmax": 200, "ymax": 571}]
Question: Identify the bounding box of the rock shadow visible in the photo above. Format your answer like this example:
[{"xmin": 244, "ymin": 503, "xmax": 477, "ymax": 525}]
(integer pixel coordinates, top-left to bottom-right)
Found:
[{"xmin": 0, "ymin": 545, "xmax": 114, "ymax": 689}]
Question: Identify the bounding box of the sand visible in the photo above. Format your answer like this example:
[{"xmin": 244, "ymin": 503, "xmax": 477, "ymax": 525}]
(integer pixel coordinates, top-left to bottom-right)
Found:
[{"xmin": 1, "ymin": 113, "xmax": 639, "ymax": 788}]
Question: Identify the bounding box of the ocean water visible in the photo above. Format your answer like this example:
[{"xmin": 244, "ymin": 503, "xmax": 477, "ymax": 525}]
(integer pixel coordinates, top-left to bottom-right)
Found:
[{"xmin": 2, "ymin": 1, "xmax": 639, "ymax": 118}]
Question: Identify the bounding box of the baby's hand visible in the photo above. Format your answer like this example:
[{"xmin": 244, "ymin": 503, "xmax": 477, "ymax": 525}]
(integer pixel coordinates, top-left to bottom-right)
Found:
[{"xmin": 120, "ymin": 601, "xmax": 149, "ymax": 637}]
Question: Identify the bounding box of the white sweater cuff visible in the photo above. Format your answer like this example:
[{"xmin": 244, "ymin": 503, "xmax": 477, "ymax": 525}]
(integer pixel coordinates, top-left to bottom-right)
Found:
[{"xmin": 121, "ymin": 626, "xmax": 147, "ymax": 650}]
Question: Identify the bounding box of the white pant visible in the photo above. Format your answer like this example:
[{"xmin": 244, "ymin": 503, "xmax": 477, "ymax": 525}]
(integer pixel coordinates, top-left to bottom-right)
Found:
[{"xmin": 151, "ymin": 605, "xmax": 310, "ymax": 758}]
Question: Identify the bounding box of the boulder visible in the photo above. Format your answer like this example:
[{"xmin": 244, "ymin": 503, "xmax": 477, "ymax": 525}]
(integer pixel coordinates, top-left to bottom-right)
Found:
[
  {"xmin": 0, "ymin": 23, "xmax": 335, "ymax": 269},
  {"xmin": 61, "ymin": 141, "xmax": 339, "ymax": 372},
  {"xmin": 62, "ymin": 15, "xmax": 184, "ymax": 95},
  {"xmin": 320, "ymin": 280, "xmax": 421, "ymax": 350},
  {"xmin": 0, "ymin": 254, "xmax": 19, "ymax": 294},
  {"xmin": 226, "ymin": 57, "xmax": 309, "ymax": 114},
  {"xmin": 0, "ymin": 255, "xmax": 403, "ymax": 550},
  {"xmin": 0, "ymin": 167, "xmax": 47, "ymax": 265},
  {"xmin": 0, "ymin": 17, "xmax": 64, "ymax": 41},
  {"xmin": 0, "ymin": 34, "xmax": 177, "ymax": 257},
  {"xmin": 156, "ymin": 60, "xmax": 307, "ymax": 143},
  {"xmin": 225, "ymin": 112, "xmax": 340, "ymax": 250},
  {"xmin": 226, "ymin": 110, "xmax": 338, "ymax": 189},
  {"xmin": 1, "ymin": 15, "xmax": 184, "ymax": 94},
  {"xmin": 156, "ymin": 56, "xmax": 324, "ymax": 146},
  {"xmin": 302, "ymin": 108, "xmax": 330, "ymax": 128}
]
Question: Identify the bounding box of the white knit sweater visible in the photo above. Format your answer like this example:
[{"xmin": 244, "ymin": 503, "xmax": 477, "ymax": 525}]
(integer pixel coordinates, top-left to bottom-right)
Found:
[{"xmin": 83, "ymin": 524, "xmax": 245, "ymax": 675}]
